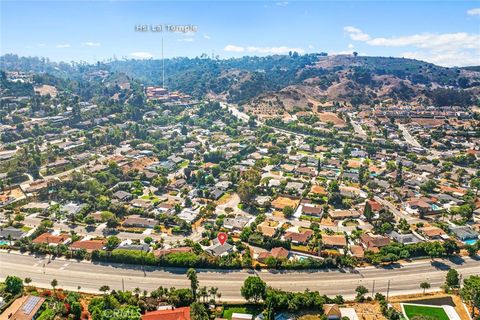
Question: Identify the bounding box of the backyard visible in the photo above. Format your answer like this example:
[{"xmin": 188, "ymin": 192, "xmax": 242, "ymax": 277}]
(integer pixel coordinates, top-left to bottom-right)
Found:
[{"xmin": 403, "ymin": 304, "xmax": 450, "ymax": 320}]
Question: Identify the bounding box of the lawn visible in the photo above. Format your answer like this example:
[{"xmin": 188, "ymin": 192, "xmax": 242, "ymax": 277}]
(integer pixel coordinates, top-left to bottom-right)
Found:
[
  {"xmin": 403, "ymin": 304, "xmax": 450, "ymax": 320},
  {"xmin": 222, "ymin": 305, "xmax": 262, "ymax": 319}
]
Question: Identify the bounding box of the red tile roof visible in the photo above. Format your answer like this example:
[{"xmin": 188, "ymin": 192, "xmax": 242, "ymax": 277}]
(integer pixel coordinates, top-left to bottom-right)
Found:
[
  {"xmin": 141, "ymin": 307, "xmax": 190, "ymax": 320},
  {"xmin": 270, "ymin": 247, "xmax": 289, "ymax": 259},
  {"xmin": 32, "ymin": 232, "xmax": 68, "ymax": 245},
  {"xmin": 284, "ymin": 230, "xmax": 313, "ymax": 243},
  {"xmin": 69, "ymin": 239, "xmax": 106, "ymax": 251}
]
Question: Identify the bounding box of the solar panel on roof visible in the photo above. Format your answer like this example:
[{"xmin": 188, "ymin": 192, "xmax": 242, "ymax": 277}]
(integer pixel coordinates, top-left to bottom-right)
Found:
[{"xmin": 22, "ymin": 296, "xmax": 41, "ymax": 315}]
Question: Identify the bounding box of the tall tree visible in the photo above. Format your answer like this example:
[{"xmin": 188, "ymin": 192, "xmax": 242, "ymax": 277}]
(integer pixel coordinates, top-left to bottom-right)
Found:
[
  {"xmin": 241, "ymin": 276, "xmax": 267, "ymax": 303},
  {"xmin": 187, "ymin": 268, "xmax": 199, "ymax": 301},
  {"xmin": 461, "ymin": 275, "xmax": 480, "ymax": 317},
  {"xmin": 445, "ymin": 269, "xmax": 460, "ymax": 291},
  {"xmin": 190, "ymin": 302, "xmax": 208, "ymax": 320}
]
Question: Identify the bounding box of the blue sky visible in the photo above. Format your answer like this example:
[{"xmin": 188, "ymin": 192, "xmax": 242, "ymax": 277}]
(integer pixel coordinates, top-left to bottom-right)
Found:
[{"xmin": 1, "ymin": 0, "xmax": 479, "ymax": 66}]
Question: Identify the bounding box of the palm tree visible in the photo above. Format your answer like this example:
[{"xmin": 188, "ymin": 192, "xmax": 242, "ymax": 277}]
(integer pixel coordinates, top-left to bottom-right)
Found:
[
  {"xmin": 209, "ymin": 287, "xmax": 218, "ymax": 303},
  {"xmin": 199, "ymin": 286, "xmax": 208, "ymax": 303},
  {"xmin": 186, "ymin": 268, "xmax": 199, "ymax": 301}
]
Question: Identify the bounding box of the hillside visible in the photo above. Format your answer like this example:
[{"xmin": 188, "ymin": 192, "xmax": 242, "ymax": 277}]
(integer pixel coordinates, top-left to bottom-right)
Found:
[{"xmin": 1, "ymin": 53, "xmax": 479, "ymax": 109}]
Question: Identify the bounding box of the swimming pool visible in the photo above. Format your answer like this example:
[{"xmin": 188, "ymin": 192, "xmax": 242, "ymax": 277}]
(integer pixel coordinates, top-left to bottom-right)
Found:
[
  {"xmin": 0, "ymin": 240, "xmax": 10, "ymax": 246},
  {"xmin": 463, "ymin": 239, "xmax": 478, "ymax": 246}
]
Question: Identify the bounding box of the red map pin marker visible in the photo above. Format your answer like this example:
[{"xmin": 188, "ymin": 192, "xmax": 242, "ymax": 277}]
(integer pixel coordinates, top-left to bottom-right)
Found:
[{"xmin": 217, "ymin": 232, "xmax": 227, "ymax": 245}]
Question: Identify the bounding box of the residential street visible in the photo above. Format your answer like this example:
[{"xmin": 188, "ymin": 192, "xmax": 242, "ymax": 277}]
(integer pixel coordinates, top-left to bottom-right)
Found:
[{"xmin": 1, "ymin": 251, "xmax": 479, "ymax": 301}]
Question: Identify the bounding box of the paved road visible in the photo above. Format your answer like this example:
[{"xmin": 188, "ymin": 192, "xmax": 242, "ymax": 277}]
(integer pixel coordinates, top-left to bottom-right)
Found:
[
  {"xmin": 373, "ymin": 196, "xmax": 424, "ymax": 224},
  {"xmin": 350, "ymin": 119, "xmax": 367, "ymax": 139},
  {"xmin": 1, "ymin": 251, "xmax": 479, "ymax": 301},
  {"xmin": 398, "ymin": 123, "xmax": 422, "ymax": 148}
]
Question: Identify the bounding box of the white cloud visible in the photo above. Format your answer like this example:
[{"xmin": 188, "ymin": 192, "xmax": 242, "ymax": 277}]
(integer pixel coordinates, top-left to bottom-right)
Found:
[
  {"xmin": 276, "ymin": 1, "xmax": 288, "ymax": 7},
  {"xmin": 467, "ymin": 8, "xmax": 480, "ymax": 16},
  {"xmin": 402, "ymin": 50, "xmax": 480, "ymax": 67},
  {"xmin": 203, "ymin": 34, "xmax": 211, "ymax": 40},
  {"xmin": 177, "ymin": 38, "xmax": 194, "ymax": 42},
  {"xmin": 224, "ymin": 45, "xmax": 304, "ymax": 55},
  {"xmin": 344, "ymin": 26, "xmax": 370, "ymax": 41},
  {"xmin": 56, "ymin": 44, "xmax": 71, "ymax": 48},
  {"xmin": 366, "ymin": 32, "xmax": 479, "ymax": 51},
  {"xmin": 129, "ymin": 51, "xmax": 154, "ymax": 59},
  {"xmin": 308, "ymin": 44, "xmax": 315, "ymax": 49},
  {"xmin": 223, "ymin": 44, "xmax": 245, "ymax": 52},
  {"xmin": 38, "ymin": 43, "xmax": 46, "ymax": 47},
  {"xmin": 247, "ymin": 46, "xmax": 305, "ymax": 54},
  {"xmin": 82, "ymin": 42, "xmax": 101, "ymax": 47},
  {"xmin": 343, "ymin": 26, "xmax": 480, "ymax": 67},
  {"xmin": 348, "ymin": 43, "xmax": 354, "ymax": 49}
]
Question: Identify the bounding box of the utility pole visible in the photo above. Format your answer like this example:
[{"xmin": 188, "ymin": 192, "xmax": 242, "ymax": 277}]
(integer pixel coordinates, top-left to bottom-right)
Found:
[
  {"xmin": 122, "ymin": 278, "xmax": 125, "ymax": 291},
  {"xmin": 386, "ymin": 280, "xmax": 391, "ymax": 302},
  {"xmin": 372, "ymin": 280, "xmax": 375, "ymax": 297}
]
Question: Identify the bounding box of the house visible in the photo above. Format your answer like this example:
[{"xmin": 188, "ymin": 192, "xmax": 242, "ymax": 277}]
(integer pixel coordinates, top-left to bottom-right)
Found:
[
  {"xmin": 215, "ymin": 180, "xmax": 232, "ymax": 191},
  {"xmin": 177, "ymin": 209, "xmax": 199, "ymax": 224},
  {"xmin": 156, "ymin": 202, "xmax": 175, "ymax": 215},
  {"xmin": 329, "ymin": 210, "xmax": 361, "ymax": 220},
  {"xmin": 70, "ymin": 239, "xmax": 106, "ymax": 252},
  {"xmin": 418, "ymin": 226, "xmax": 447, "ymax": 240},
  {"xmin": 141, "ymin": 307, "xmax": 190, "ymax": 320},
  {"xmin": 405, "ymin": 199, "xmax": 431, "ymax": 216},
  {"xmin": 257, "ymin": 247, "xmax": 290, "ymax": 263},
  {"xmin": 61, "ymin": 202, "xmax": 87, "ymax": 217},
  {"xmin": 324, "ymin": 304, "xmax": 341, "ymax": 320},
  {"xmin": 257, "ymin": 220, "xmax": 280, "ymax": 237},
  {"xmin": 210, "ymin": 188, "xmax": 225, "ymax": 200},
  {"xmin": 450, "ymin": 226, "xmax": 479, "ymax": 241},
  {"xmin": 340, "ymin": 186, "xmax": 367, "ymax": 198},
  {"xmin": 169, "ymin": 178, "xmax": 187, "ymax": 191},
  {"xmin": 285, "ymin": 181, "xmax": 304, "ymax": 193},
  {"xmin": 0, "ymin": 226, "xmax": 26, "ymax": 240},
  {"xmin": 131, "ymin": 199, "xmax": 154, "ymax": 211},
  {"xmin": 360, "ymin": 233, "xmax": 390, "ymax": 252},
  {"xmin": 365, "ymin": 199, "xmax": 383, "ymax": 214},
  {"xmin": 9, "ymin": 295, "xmax": 46, "ymax": 320},
  {"xmin": 301, "ymin": 205, "xmax": 323, "ymax": 216},
  {"xmin": 349, "ymin": 245, "xmax": 365, "ymax": 258},
  {"xmin": 112, "ymin": 190, "xmax": 133, "ymax": 202},
  {"xmin": 206, "ymin": 241, "xmax": 234, "ymax": 257},
  {"xmin": 224, "ymin": 216, "xmax": 250, "ymax": 231},
  {"xmin": 284, "ymin": 230, "xmax": 313, "ymax": 244},
  {"xmin": 123, "ymin": 215, "xmax": 158, "ymax": 228},
  {"xmin": 388, "ymin": 231, "xmax": 422, "ymax": 245},
  {"xmin": 295, "ymin": 166, "xmax": 316, "ymax": 177},
  {"xmin": 322, "ymin": 234, "xmax": 347, "ymax": 249},
  {"xmin": 254, "ymin": 195, "xmax": 272, "ymax": 207},
  {"xmin": 32, "ymin": 232, "xmax": 70, "ymax": 246}
]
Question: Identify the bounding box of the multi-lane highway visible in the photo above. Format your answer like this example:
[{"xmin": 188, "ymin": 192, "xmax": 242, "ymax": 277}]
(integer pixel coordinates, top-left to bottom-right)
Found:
[{"xmin": 1, "ymin": 251, "xmax": 479, "ymax": 301}]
